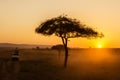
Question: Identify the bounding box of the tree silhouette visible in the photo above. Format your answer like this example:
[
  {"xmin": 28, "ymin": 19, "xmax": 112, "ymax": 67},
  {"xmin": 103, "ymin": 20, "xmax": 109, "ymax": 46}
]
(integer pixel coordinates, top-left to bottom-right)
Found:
[
  {"xmin": 35, "ymin": 15, "xmax": 104, "ymax": 68},
  {"xmin": 51, "ymin": 44, "xmax": 65, "ymax": 50},
  {"xmin": 51, "ymin": 44, "xmax": 65, "ymax": 57}
]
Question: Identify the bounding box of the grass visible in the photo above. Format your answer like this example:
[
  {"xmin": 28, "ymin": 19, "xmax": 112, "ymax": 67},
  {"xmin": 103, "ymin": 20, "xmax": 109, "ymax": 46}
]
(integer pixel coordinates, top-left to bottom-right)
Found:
[
  {"xmin": 0, "ymin": 48, "xmax": 65, "ymax": 80},
  {"xmin": 1, "ymin": 48, "xmax": 120, "ymax": 80},
  {"xmin": 19, "ymin": 60, "xmax": 62, "ymax": 80}
]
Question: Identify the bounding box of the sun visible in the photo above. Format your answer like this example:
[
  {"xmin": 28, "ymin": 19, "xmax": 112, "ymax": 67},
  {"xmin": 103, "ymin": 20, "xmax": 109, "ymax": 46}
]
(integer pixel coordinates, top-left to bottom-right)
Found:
[{"xmin": 98, "ymin": 44, "xmax": 102, "ymax": 48}]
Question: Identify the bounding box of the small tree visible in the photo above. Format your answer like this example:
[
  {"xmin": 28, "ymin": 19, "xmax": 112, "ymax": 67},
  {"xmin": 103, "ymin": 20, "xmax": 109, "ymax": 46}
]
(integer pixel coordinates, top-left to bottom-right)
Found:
[
  {"xmin": 51, "ymin": 44, "xmax": 65, "ymax": 50},
  {"xmin": 51, "ymin": 44, "xmax": 65, "ymax": 57},
  {"xmin": 35, "ymin": 15, "xmax": 103, "ymax": 68},
  {"xmin": 36, "ymin": 46, "xmax": 40, "ymax": 50}
]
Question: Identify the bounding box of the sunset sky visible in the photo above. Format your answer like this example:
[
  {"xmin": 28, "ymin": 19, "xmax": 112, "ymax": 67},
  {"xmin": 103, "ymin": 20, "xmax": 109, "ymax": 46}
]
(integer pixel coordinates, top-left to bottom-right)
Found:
[{"xmin": 0, "ymin": 0, "xmax": 120, "ymax": 48}]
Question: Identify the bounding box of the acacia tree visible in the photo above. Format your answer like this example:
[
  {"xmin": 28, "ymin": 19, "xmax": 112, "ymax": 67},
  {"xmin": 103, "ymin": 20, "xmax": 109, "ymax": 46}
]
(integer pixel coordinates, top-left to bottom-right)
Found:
[{"xmin": 35, "ymin": 15, "xmax": 103, "ymax": 68}]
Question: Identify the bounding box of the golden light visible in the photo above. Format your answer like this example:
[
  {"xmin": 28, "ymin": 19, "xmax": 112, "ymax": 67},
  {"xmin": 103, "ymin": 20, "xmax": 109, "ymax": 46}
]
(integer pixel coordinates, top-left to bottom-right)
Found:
[
  {"xmin": 98, "ymin": 44, "xmax": 102, "ymax": 48},
  {"xmin": 88, "ymin": 50, "xmax": 114, "ymax": 63}
]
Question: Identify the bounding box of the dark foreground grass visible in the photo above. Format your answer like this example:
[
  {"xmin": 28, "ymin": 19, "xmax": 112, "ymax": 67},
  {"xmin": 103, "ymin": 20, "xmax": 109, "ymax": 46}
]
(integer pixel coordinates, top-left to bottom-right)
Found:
[
  {"xmin": 0, "ymin": 59, "xmax": 66, "ymax": 80},
  {"xmin": 1, "ymin": 48, "xmax": 120, "ymax": 80},
  {"xmin": 19, "ymin": 60, "xmax": 63, "ymax": 80}
]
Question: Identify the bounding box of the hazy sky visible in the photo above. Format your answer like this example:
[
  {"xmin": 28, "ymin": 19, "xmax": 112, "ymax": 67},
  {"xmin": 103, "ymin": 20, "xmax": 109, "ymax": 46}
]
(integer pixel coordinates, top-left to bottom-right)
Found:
[{"xmin": 0, "ymin": 0, "xmax": 120, "ymax": 48}]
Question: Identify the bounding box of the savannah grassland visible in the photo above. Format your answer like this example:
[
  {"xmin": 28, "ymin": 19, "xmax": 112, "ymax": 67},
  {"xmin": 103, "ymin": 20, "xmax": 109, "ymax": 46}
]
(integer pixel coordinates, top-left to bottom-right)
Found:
[{"xmin": 0, "ymin": 47, "xmax": 120, "ymax": 80}]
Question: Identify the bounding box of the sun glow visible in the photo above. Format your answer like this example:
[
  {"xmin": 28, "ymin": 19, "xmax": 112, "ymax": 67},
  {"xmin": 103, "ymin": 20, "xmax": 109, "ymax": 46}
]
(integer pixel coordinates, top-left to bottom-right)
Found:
[{"xmin": 98, "ymin": 44, "xmax": 102, "ymax": 48}]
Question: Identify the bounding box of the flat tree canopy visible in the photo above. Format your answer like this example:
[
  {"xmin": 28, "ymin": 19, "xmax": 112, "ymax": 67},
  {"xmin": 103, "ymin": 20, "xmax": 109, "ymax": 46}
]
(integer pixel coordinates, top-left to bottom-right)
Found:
[{"xmin": 35, "ymin": 15, "xmax": 103, "ymax": 39}]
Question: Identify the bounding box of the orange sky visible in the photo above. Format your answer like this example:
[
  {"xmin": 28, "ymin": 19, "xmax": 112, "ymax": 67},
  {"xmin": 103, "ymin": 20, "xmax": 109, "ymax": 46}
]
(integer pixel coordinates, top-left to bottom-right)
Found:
[{"xmin": 0, "ymin": 0, "xmax": 120, "ymax": 48}]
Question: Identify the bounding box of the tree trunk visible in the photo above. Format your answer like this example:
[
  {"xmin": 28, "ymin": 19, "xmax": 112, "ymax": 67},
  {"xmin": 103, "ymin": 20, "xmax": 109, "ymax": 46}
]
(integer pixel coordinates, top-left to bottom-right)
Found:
[
  {"xmin": 61, "ymin": 37, "xmax": 68, "ymax": 68},
  {"xmin": 64, "ymin": 45, "xmax": 68, "ymax": 68}
]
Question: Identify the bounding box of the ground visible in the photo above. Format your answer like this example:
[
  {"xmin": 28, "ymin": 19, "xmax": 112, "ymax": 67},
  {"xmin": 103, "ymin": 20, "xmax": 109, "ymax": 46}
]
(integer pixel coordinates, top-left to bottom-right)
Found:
[{"xmin": 0, "ymin": 48, "xmax": 120, "ymax": 80}]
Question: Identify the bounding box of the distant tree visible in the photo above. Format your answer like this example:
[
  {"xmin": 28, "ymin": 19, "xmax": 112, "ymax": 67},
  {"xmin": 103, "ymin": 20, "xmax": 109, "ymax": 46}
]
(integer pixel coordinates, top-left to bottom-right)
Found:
[
  {"xmin": 51, "ymin": 44, "xmax": 65, "ymax": 57},
  {"xmin": 51, "ymin": 44, "xmax": 64, "ymax": 50},
  {"xmin": 35, "ymin": 15, "xmax": 104, "ymax": 68},
  {"xmin": 36, "ymin": 46, "xmax": 40, "ymax": 50}
]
